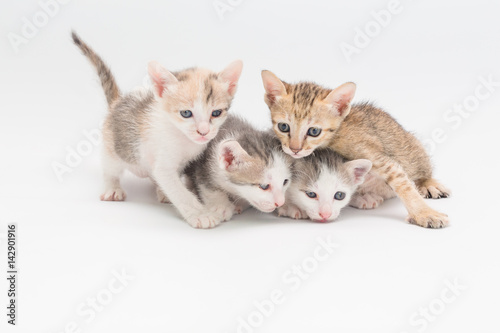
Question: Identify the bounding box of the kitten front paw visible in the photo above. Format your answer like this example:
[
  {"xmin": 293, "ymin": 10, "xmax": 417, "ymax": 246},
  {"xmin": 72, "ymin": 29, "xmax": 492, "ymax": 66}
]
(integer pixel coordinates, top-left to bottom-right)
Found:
[
  {"xmin": 156, "ymin": 187, "xmax": 171, "ymax": 204},
  {"xmin": 278, "ymin": 205, "xmax": 308, "ymax": 220},
  {"xmin": 100, "ymin": 188, "xmax": 126, "ymax": 201},
  {"xmin": 406, "ymin": 208, "xmax": 449, "ymax": 228},
  {"xmin": 349, "ymin": 193, "xmax": 384, "ymax": 209},
  {"xmin": 186, "ymin": 214, "xmax": 222, "ymax": 229},
  {"xmin": 234, "ymin": 202, "xmax": 251, "ymax": 215},
  {"xmin": 210, "ymin": 204, "xmax": 235, "ymax": 222},
  {"xmin": 417, "ymin": 179, "xmax": 451, "ymax": 199}
]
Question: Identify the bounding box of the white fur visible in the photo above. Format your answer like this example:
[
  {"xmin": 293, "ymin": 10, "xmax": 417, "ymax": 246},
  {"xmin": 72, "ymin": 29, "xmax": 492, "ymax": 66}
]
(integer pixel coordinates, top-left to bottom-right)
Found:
[
  {"xmin": 280, "ymin": 159, "xmax": 371, "ymax": 222},
  {"xmin": 101, "ymin": 61, "xmax": 242, "ymax": 229},
  {"xmin": 285, "ymin": 166, "xmax": 355, "ymax": 222},
  {"xmin": 215, "ymin": 150, "xmax": 292, "ymax": 213}
]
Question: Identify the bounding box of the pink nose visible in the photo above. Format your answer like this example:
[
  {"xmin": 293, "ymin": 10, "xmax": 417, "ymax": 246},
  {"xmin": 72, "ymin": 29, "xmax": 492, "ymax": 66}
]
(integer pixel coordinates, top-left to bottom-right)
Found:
[
  {"xmin": 197, "ymin": 130, "xmax": 208, "ymax": 136},
  {"xmin": 319, "ymin": 211, "xmax": 331, "ymax": 220}
]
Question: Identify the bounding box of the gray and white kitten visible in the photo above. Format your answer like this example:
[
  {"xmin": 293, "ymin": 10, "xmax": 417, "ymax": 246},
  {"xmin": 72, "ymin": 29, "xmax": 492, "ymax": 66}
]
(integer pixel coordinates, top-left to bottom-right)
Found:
[
  {"xmin": 278, "ymin": 149, "xmax": 373, "ymax": 222},
  {"xmin": 72, "ymin": 32, "xmax": 243, "ymax": 228},
  {"xmin": 182, "ymin": 116, "xmax": 293, "ymax": 228}
]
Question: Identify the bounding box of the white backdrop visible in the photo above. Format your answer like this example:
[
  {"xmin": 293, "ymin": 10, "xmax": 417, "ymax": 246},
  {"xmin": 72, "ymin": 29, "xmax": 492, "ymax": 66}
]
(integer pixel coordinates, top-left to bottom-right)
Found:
[{"xmin": 1, "ymin": 0, "xmax": 500, "ymax": 332}]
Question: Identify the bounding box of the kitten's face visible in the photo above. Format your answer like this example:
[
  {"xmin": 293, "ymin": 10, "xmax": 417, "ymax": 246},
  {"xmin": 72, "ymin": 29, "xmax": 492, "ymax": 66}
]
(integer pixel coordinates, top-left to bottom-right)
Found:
[
  {"xmin": 148, "ymin": 61, "xmax": 243, "ymax": 144},
  {"xmin": 289, "ymin": 155, "xmax": 371, "ymax": 222},
  {"xmin": 261, "ymin": 70, "xmax": 356, "ymax": 158},
  {"xmin": 218, "ymin": 141, "xmax": 292, "ymax": 213},
  {"xmin": 270, "ymin": 100, "xmax": 342, "ymax": 158}
]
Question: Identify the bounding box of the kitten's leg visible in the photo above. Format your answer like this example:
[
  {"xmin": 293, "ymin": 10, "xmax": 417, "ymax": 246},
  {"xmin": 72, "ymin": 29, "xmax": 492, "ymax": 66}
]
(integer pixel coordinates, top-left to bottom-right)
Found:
[
  {"xmin": 198, "ymin": 185, "xmax": 235, "ymax": 223},
  {"xmin": 373, "ymin": 157, "xmax": 449, "ymax": 228},
  {"xmin": 233, "ymin": 200, "xmax": 251, "ymax": 215},
  {"xmin": 152, "ymin": 165, "xmax": 221, "ymax": 229},
  {"xmin": 156, "ymin": 186, "xmax": 171, "ymax": 204},
  {"xmin": 416, "ymin": 178, "xmax": 451, "ymax": 199},
  {"xmin": 278, "ymin": 204, "xmax": 308, "ymax": 220},
  {"xmin": 350, "ymin": 172, "xmax": 392, "ymax": 209},
  {"xmin": 100, "ymin": 151, "xmax": 126, "ymax": 201},
  {"xmin": 349, "ymin": 193, "xmax": 384, "ymax": 209}
]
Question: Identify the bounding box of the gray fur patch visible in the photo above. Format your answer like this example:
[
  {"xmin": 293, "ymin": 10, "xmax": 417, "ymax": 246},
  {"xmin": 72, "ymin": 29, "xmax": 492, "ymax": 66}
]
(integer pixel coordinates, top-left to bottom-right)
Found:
[{"xmin": 110, "ymin": 91, "xmax": 154, "ymax": 164}]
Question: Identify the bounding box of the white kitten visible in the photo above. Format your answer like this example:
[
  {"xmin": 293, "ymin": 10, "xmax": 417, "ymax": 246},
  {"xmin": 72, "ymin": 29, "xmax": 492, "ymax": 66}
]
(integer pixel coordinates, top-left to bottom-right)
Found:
[
  {"xmin": 279, "ymin": 149, "xmax": 372, "ymax": 222},
  {"xmin": 182, "ymin": 116, "xmax": 293, "ymax": 227},
  {"xmin": 72, "ymin": 32, "xmax": 243, "ymax": 228}
]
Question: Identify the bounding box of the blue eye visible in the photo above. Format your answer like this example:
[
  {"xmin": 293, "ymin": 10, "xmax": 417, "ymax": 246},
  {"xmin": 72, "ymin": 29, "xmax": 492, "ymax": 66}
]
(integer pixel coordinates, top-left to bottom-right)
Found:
[
  {"xmin": 180, "ymin": 110, "xmax": 192, "ymax": 118},
  {"xmin": 334, "ymin": 191, "xmax": 346, "ymax": 200},
  {"xmin": 305, "ymin": 191, "xmax": 317, "ymax": 198},
  {"xmin": 212, "ymin": 109, "xmax": 222, "ymax": 117},
  {"xmin": 259, "ymin": 184, "xmax": 270, "ymax": 190},
  {"xmin": 307, "ymin": 127, "xmax": 322, "ymax": 137},
  {"xmin": 278, "ymin": 123, "xmax": 290, "ymax": 133}
]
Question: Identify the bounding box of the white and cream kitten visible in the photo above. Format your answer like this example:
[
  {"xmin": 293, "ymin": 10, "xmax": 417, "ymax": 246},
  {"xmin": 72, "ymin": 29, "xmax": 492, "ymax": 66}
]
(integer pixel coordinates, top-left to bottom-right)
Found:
[
  {"xmin": 72, "ymin": 32, "xmax": 243, "ymax": 228},
  {"xmin": 182, "ymin": 116, "xmax": 293, "ymax": 228},
  {"xmin": 278, "ymin": 149, "xmax": 372, "ymax": 222}
]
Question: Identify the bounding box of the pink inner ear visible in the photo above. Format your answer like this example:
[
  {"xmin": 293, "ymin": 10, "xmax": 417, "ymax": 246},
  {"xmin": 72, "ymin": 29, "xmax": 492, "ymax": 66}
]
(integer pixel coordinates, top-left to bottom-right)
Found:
[
  {"xmin": 354, "ymin": 167, "xmax": 367, "ymax": 183},
  {"xmin": 150, "ymin": 74, "xmax": 166, "ymax": 97},
  {"xmin": 227, "ymin": 82, "xmax": 237, "ymax": 96},
  {"xmin": 222, "ymin": 147, "xmax": 235, "ymax": 169}
]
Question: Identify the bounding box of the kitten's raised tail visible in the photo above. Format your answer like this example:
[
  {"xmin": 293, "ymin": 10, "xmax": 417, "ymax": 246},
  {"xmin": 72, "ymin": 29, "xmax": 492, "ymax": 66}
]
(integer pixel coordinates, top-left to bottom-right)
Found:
[{"xmin": 71, "ymin": 31, "xmax": 120, "ymax": 107}]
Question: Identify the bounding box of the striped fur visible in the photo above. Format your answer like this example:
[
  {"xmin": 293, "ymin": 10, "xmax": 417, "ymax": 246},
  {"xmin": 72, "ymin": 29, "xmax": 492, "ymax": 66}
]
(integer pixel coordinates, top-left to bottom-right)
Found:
[
  {"xmin": 262, "ymin": 70, "xmax": 450, "ymax": 228},
  {"xmin": 72, "ymin": 31, "xmax": 120, "ymax": 106}
]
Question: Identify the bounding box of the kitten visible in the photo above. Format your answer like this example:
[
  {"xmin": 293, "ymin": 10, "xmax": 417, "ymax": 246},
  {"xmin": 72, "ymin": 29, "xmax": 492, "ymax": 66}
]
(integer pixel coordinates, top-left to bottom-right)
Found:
[
  {"xmin": 278, "ymin": 149, "xmax": 372, "ymax": 222},
  {"xmin": 261, "ymin": 71, "xmax": 450, "ymax": 228},
  {"xmin": 181, "ymin": 115, "xmax": 293, "ymax": 227},
  {"xmin": 72, "ymin": 32, "xmax": 243, "ymax": 228}
]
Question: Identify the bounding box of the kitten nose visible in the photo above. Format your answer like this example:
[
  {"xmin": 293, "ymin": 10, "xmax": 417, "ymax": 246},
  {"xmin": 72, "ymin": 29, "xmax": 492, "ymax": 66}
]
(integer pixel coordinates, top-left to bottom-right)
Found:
[
  {"xmin": 290, "ymin": 147, "xmax": 302, "ymax": 154},
  {"xmin": 197, "ymin": 130, "xmax": 208, "ymax": 137},
  {"xmin": 319, "ymin": 211, "xmax": 331, "ymax": 220},
  {"xmin": 197, "ymin": 122, "xmax": 210, "ymax": 136}
]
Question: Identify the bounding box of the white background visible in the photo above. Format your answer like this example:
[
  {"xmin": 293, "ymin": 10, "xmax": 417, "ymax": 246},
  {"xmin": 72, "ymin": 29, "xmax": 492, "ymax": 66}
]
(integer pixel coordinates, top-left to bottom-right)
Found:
[{"xmin": 1, "ymin": 0, "xmax": 500, "ymax": 332}]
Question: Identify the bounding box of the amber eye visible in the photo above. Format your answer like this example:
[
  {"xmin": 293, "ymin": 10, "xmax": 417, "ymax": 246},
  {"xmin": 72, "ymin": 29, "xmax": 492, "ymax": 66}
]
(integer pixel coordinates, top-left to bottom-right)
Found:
[
  {"xmin": 334, "ymin": 191, "xmax": 346, "ymax": 200},
  {"xmin": 307, "ymin": 127, "xmax": 322, "ymax": 137},
  {"xmin": 278, "ymin": 123, "xmax": 290, "ymax": 133}
]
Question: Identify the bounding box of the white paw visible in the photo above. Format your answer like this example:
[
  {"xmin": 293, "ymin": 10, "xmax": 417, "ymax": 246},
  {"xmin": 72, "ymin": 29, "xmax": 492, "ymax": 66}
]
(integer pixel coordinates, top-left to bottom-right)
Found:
[
  {"xmin": 100, "ymin": 188, "xmax": 126, "ymax": 201},
  {"xmin": 156, "ymin": 187, "xmax": 171, "ymax": 203},
  {"xmin": 278, "ymin": 205, "xmax": 308, "ymax": 220},
  {"xmin": 186, "ymin": 213, "xmax": 222, "ymax": 229},
  {"xmin": 234, "ymin": 202, "xmax": 250, "ymax": 215},
  {"xmin": 350, "ymin": 193, "xmax": 384, "ymax": 209},
  {"xmin": 210, "ymin": 204, "xmax": 235, "ymax": 222}
]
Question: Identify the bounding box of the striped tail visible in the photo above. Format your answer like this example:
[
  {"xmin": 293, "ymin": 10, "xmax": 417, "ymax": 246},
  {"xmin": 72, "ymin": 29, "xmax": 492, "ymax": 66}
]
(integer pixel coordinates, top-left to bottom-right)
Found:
[{"xmin": 71, "ymin": 31, "xmax": 120, "ymax": 107}]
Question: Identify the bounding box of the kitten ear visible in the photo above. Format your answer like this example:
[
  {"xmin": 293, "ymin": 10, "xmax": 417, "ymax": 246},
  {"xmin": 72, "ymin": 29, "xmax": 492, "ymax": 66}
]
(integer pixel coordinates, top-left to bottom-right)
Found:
[
  {"xmin": 147, "ymin": 61, "xmax": 178, "ymax": 98},
  {"xmin": 218, "ymin": 140, "xmax": 251, "ymax": 171},
  {"xmin": 219, "ymin": 60, "xmax": 243, "ymax": 97},
  {"xmin": 323, "ymin": 82, "xmax": 356, "ymax": 117},
  {"xmin": 261, "ymin": 70, "xmax": 287, "ymax": 106},
  {"xmin": 344, "ymin": 159, "xmax": 372, "ymax": 185}
]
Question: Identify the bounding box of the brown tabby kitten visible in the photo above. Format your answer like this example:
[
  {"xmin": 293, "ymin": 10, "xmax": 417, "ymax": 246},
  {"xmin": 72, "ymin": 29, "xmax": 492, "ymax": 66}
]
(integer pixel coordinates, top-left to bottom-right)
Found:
[{"xmin": 261, "ymin": 70, "xmax": 450, "ymax": 228}]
